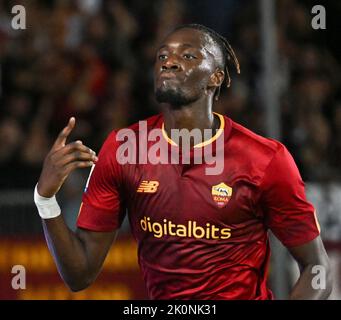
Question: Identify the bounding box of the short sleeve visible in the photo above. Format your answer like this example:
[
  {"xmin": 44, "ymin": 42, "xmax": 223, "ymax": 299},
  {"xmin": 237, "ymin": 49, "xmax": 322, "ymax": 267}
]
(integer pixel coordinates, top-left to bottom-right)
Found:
[
  {"xmin": 259, "ymin": 144, "xmax": 320, "ymax": 247},
  {"xmin": 76, "ymin": 131, "xmax": 126, "ymax": 232}
]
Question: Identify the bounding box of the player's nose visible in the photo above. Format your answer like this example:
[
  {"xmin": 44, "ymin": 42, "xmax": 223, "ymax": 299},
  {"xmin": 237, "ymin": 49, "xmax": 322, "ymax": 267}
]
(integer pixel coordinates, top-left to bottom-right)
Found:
[{"xmin": 161, "ymin": 57, "xmax": 181, "ymax": 72}]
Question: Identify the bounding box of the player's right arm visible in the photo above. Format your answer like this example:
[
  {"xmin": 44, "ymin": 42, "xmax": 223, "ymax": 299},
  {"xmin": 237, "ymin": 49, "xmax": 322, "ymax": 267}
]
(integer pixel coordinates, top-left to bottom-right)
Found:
[
  {"xmin": 42, "ymin": 216, "xmax": 117, "ymax": 291},
  {"xmin": 37, "ymin": 117, "xmax": 118, "ymax": 292}
]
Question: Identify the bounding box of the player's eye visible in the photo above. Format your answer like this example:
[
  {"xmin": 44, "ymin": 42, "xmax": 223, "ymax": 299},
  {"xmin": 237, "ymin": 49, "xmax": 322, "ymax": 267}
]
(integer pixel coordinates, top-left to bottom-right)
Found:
[
  {"xmin": 158, "ymin": 54, "xmax": 167, "ymax": 60},
  {"xmin": 183, "ymin": 54, "xmax": 196, "ymax": 60}
]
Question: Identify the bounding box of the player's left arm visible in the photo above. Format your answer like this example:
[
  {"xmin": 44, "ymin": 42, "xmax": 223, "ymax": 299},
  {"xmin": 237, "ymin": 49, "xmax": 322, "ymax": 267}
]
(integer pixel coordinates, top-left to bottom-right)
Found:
[
  {"xmin": 260, "ymin": 144, "xmax": 333, "ymax": 299},
  {"xmin": 287, "ymin": 235, "xmax": 332, "ymax": 299}
]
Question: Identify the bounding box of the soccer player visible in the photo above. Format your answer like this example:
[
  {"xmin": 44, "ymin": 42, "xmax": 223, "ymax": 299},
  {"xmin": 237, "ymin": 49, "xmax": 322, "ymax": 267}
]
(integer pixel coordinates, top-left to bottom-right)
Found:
[{"xmin": 34, "ymin": 24, "xmax": 332, "ymax": 299}]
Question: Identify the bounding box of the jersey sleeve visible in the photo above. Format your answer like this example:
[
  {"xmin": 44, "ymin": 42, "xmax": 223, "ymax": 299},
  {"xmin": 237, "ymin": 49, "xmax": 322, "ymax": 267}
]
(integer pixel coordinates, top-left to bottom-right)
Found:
[
  {"xmin": 259, "ymin": 144, "xmax": 320, "ymax": 247},
  {"xmin": 76, "ymin": 130, "xmax": 126, "ymax": 232}
]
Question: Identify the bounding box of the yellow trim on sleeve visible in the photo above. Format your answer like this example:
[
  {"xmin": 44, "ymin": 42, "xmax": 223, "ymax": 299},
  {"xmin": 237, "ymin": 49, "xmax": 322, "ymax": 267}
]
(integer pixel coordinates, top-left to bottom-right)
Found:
[
  {"xmin": 77, "ymin": 202, "xmax": 83, "ymax": 219},
  {"xmin": 314, "ymin": 209, "xmax": 321, "ymax": 233}
]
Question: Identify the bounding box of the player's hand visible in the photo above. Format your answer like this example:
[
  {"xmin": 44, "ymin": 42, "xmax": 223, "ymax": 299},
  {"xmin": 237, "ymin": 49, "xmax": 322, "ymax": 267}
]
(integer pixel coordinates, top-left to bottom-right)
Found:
[{"xmin": 37, "ymin": 117, "xmax": 98, "ymax": 198}]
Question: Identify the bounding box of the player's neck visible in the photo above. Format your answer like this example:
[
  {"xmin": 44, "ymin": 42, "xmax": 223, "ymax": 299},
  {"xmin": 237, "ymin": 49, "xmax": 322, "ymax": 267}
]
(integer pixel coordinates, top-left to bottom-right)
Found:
[{"xmin": 161, "ymin": 97, "xmax": 218, "ymax": 134}]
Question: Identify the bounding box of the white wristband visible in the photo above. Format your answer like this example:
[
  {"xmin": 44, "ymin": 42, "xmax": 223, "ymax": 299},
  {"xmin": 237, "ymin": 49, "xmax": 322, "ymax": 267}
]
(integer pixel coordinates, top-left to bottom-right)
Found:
[{"xmin": 34, "ymin": 184, "xmax": 61, "ymax": 219}]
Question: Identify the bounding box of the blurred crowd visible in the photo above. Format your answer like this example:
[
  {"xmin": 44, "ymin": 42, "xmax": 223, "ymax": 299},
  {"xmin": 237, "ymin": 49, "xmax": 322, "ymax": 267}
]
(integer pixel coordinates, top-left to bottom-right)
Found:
[{"xmin": 0, "ymin": 0, "xmax": 340, "ymax": 188}]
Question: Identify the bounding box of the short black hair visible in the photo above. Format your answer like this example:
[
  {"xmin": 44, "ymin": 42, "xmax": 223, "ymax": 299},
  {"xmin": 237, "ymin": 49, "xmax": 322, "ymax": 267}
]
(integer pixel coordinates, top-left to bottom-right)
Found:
[{"xmin": 173, "ymin": 24, "xmax": 240, "ymax": 99}]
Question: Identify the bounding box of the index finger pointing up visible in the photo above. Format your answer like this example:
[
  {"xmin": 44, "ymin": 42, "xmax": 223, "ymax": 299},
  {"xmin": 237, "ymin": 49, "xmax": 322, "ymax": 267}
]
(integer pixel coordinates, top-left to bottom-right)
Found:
[{"xmin": 52, "ymin": 117, "xmax": 76, "ymax": 151}]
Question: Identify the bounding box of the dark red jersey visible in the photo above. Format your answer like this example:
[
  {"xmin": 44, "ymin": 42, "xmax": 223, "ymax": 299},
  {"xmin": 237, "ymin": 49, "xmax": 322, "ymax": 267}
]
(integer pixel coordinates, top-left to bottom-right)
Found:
[{"xmin": 77, "ymin": 113, "xmax": 320, "ymax": 299}]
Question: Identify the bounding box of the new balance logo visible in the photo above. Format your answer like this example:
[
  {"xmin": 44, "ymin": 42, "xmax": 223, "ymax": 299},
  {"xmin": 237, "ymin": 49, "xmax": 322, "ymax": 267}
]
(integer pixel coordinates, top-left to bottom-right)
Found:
[{"xmin": 137, "ymin": 181, "xmax": 159, "ymax": 193}]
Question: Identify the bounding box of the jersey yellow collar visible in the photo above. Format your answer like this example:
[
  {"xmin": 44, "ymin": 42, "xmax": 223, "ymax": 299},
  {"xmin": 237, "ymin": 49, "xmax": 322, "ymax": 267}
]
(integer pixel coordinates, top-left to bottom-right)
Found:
[{"xmin": 161, "ymin": 112, "xmax": 225, "ymax": 148}]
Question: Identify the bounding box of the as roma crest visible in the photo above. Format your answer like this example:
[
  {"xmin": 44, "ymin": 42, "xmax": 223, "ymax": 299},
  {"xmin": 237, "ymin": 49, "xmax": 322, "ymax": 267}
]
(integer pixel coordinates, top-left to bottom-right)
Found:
[{"xmin": 212, "ymin": 182, "xmax": 233, "ymax": 208}]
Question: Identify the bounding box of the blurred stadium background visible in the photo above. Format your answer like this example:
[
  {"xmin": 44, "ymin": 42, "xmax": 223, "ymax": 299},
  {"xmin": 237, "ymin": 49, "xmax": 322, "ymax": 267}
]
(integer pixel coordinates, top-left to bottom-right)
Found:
[{"xmin": 0, "ymin": 0, "xmax": 340, "ymax": 299}]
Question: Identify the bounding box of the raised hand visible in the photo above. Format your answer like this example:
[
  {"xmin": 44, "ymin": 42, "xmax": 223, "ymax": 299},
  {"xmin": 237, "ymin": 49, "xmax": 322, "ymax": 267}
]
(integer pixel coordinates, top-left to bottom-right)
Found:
[{"xmin": 37, "ymin": 117, "xmax": 97, "ymax": 198}]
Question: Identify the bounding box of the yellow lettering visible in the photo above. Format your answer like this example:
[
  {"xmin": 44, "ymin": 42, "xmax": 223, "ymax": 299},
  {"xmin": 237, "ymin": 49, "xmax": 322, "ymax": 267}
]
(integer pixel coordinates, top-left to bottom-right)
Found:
[
  {"xmin": 176, "ymin": 224, "xmax": 187, "ymax": 237},
  {"xmin": 192, "ymin": 221, "xmax": 205, "ymax": 239},
  {"xmin": 140, "ymin": 216, "xmax": 147, "ymax": 231},
  {"xmin": 220, "ymin": 228, "xmax": 232, "ymax": 239},
  {"xmin": 152, "ymin": 223, "xmax": 163, "ymax": 238},
  {"xmin": 139, "ymin": 216, "xmax": 233, "ymax": 241}
]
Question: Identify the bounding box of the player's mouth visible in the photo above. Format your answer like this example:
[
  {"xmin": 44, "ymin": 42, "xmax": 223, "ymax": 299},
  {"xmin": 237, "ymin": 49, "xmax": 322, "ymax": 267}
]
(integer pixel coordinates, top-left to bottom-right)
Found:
[
  {"xmin": 155, "ymin": 71, "xmax": 185, "ymax": 90},
  {"xmin": 159, "ymin": 71, "xmax": 178, "ymax": 80}
]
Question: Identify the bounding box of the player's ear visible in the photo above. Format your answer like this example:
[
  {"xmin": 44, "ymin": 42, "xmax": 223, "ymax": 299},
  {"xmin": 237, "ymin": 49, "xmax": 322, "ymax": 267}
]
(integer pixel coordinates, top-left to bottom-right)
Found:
[
  {"xmin": 208, "ymin": 68, "xmax": 224, "ymax": 88},
  {"xmin": 208, "ymin": 69, "xmax": 224, "ymax": 100}
]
